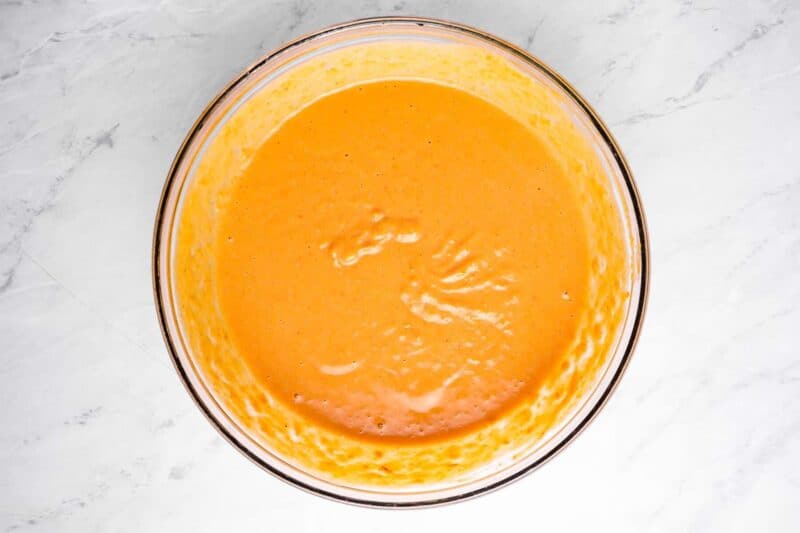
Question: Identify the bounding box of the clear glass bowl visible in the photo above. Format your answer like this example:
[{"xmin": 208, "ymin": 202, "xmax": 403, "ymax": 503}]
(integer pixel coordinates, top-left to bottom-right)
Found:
[{"xmin": 152, "ymin": 17, "xmax": 649, "ymax": 507}]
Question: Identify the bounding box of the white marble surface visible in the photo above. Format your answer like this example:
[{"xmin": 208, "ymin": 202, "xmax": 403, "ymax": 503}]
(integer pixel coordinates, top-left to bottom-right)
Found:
[{"xmin": 1, "ymin": 0, "xmax": 798, "ymax": 530}]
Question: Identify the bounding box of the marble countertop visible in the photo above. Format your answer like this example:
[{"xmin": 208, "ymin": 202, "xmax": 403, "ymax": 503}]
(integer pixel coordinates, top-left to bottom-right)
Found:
[{"xmin": 2, "ymin": 0, "xmax": 798, "ymax": 531}]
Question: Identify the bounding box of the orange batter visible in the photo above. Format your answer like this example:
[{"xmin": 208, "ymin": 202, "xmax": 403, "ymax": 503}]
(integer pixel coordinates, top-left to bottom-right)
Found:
[
  {"xmin": 173, "ymin": 40, "xmax": 634, "ymax": 485},
  {"xmin": 216, "ymin": 80, "xmax": 588, "ymax": 442}
]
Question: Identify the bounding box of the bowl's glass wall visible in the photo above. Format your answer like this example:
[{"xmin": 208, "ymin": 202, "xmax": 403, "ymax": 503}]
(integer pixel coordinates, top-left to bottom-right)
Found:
[{"xmin": 153, "ymin": 18, "xmax": 648, "ymax": 507}]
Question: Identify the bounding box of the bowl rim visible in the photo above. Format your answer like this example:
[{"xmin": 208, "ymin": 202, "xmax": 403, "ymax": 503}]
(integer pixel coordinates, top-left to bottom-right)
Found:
[{"xmin": 152, "ymin": 15, "xmax": 650, "ymax": 508}]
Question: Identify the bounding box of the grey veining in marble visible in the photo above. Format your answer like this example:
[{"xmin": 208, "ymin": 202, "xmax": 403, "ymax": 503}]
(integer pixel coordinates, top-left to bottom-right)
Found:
[{"xmin": 1, "ymin": 0, "xmax": 799, "ymax": 531}]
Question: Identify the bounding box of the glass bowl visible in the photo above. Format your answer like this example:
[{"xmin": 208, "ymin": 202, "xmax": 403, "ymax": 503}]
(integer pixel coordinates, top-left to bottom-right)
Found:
[{"xmin": 152, "ymin": 16, "xmax": 649, "ymax": 507}]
